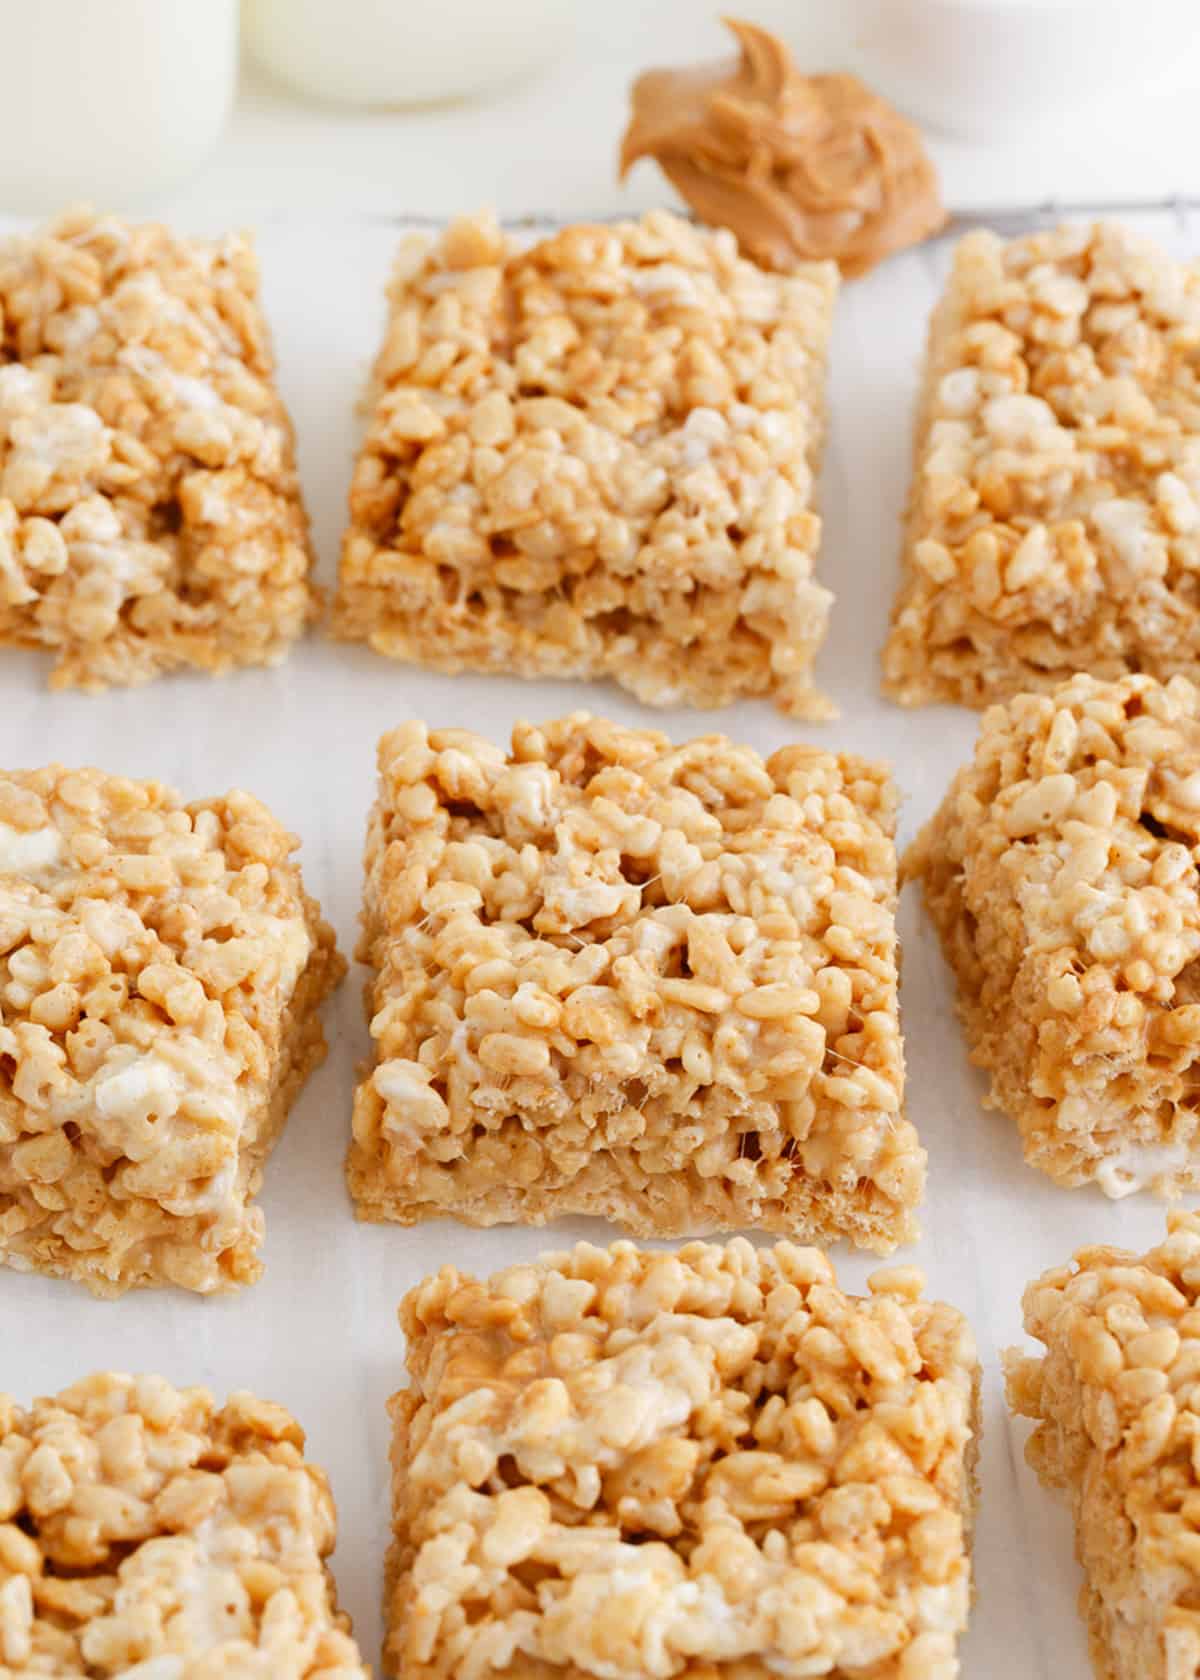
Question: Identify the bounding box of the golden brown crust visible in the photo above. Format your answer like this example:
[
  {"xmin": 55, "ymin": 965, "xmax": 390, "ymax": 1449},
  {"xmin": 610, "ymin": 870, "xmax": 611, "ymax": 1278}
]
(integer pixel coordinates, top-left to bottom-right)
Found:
[
  {"xmin": 1006, "ymin": 1212, "xmax": 1200, "ymax": 1680},
  {"xmin": 0, "ymin": 1372, "xmax": 368, "ymax": 1676},
  {"xmin": 0, "ymin": 766, "xmax": 345, "ymax": 1296},
  {"xmin": 346, "ymin": 712, "xmax": 922, "ymax": 1252},
  {"xmin": 884, "ymin": 221, "xmax": 1200, "ymax": 709},
  {"xmin": 333, "ymin": 210, "xmax": 838, "ymax": 719},
  {"xmin": 619, "ymin": 19, "xmax": 945, "ymax": 278},
  {"xmin": 385, "ymin": 1239, "xmax": 979, "ymax": 1680},
  {"xmin": 0, "ymin": 208, "xmax": 317, "ymax": 690},
  {"xmin": 906, "ymin": 672, "xmax": 1200, "ymax": 1196}
]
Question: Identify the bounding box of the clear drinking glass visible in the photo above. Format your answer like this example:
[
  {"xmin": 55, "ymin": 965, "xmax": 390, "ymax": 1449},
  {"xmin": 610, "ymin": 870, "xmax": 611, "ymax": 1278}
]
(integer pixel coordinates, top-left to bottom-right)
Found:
[
  {"xmin": 0, "ymin": 0, "xmax": 238, "ymax": 214},
  {"xmin": 243, "ymin": 0, "xmax": 569, "ymax": 108}
]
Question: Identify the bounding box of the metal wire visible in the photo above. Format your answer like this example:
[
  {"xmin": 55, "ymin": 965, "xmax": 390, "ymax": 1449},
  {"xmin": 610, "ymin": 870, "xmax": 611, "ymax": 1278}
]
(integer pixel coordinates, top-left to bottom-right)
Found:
[
  {"xmin": 361, "ymin": 196, "xmax": 1200, "ymax": 239},
  {"xmin": 942, "ymin": 193, "xmax": 1200, "ymax": 235}
]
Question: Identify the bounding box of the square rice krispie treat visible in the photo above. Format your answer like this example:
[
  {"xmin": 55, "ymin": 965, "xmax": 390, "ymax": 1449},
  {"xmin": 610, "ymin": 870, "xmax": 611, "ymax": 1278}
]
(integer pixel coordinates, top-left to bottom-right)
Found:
[
  {"xmin": 333, "ymin": 209, "xmax": 839, "ymax": 717},
  {"xmin": 0, "ymin": 208, "xmax": 316, "ymax": 689},
  {"xmin": 906, "ymin": 671, "xmax": 1200, "ymax": 1197},
  {"xmin": 0, "ymin": 765, "xmax": 344, "ymax": 1296},
  {"xmin": 1006, "ymin": 1211, "xmax": 1200, "ymax": 1680},
  {"xmin": 883, "ymin": 220, "xmax": 1200, "ymax": 708},
  {"xmin": 347, "ymin": 713, "xmax": 923, "ymax": 1251},
  {"xmin": 386, "ymin": 1239, "xmax": 980, "ymax": 1680},
  {"xmin": 0, "ymin": 1371, "xmax": 368, "ymax": 1676}
]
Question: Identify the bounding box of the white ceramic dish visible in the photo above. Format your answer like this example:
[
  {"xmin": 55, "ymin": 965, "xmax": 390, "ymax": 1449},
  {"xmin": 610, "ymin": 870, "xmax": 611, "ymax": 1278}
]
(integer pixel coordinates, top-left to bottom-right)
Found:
[{"xmin": 778, "ymin": 0, "xmax": 1200, "ymax": 140}]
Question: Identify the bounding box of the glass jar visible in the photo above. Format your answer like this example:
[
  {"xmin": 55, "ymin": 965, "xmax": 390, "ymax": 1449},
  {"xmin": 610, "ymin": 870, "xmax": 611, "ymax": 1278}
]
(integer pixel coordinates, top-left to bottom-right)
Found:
[
  {"xmin": 0, "ymin": 0, "xmax": 238, "ymax": 213},
  {"xmin": 243, "ymin": 0, "xmax": 569, "ymax": 107}
]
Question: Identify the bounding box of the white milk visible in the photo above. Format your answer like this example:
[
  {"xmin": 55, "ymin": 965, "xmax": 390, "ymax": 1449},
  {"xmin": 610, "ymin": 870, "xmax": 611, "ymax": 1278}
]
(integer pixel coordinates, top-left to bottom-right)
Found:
[
  {"xmin": 0, "ymin": 0, "xmax": 238, "ymax": 212},
  {"xmin": 243, "ymin": 0, "xmax": 569, "ymax": 108},
  {"xmin": 756, "ymin": 0, "xmax": 1200, "ymax": 139}
]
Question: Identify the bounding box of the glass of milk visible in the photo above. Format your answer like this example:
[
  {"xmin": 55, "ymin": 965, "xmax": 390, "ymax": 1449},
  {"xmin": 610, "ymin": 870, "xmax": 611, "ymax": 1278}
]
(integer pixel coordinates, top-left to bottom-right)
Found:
[
  {"xmin": 243, "ymin": 0, "xmax": 570, "ymax": 107},
  {"xmin": 783, "ymin": 0, "xmax": 1200, "ymax": 138},
  {"xmin": 0, "ymin": 0, "xmax": 238, "ymax": 213}
]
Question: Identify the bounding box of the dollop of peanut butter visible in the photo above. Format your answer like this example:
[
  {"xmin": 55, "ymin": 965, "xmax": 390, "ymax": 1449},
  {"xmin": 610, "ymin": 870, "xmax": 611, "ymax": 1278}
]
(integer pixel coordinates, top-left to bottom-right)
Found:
[{"xmin": 619, "ymin": 18, "xmax": 946, "ymax": 278}]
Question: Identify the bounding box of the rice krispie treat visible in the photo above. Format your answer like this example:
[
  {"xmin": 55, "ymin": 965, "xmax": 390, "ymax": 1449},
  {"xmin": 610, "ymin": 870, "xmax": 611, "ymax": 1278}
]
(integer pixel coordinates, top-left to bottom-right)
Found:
[
  {"xmin": 906, "ymin": 671, "xmax": 1200, "ymax": 1197},
  {"xmin": 347, "ymin": 713, "xmax": 923, "ymax": 1251},
  {"xmin": 333, "ymin": 210, "xmax": 839, "ymax": 717},
  {"xmin": 386, "ymin": 1239, "xmax": 980, "ymax": 1680},
  {"xmin": 0, "ymin": 207, "xmax": 316, "ymax": 690},
  {"xmin": 1006, "ymin": 1211, "xmax": 1200, "ymax": 1680},
  {"xmin": 0, "ymin": 1371, "xmax": 368, "ymax": 1676},
  {"xmin": 883, "ymin": 220, "xmax": 1200, "ymax": 708},
  {"xmin": 0, "ymin": 765, "xmax": 344, "ymax": 1296}
]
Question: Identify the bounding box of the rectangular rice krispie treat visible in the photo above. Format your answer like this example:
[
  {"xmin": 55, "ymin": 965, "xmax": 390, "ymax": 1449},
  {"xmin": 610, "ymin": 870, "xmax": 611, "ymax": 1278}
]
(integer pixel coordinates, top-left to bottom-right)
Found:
[
  {"xmin": 0, "ymin": 1371, "xmax": 368, "ymax": 1676},
  {"xmin": 333, "ymin": 210, "xmax": 839, "ymax": 717},
  {"xmin": 906, "ymin": 671, "xmax": 1200, "ymax": 1197},
  {"xmin": 1006, "ymin": 1211, "xmax": 1200, "ymax": 1680},
  {"xmin": 0, "ymin": 765, "xmax": 344, "ymax": 1296},
  {"xmin": 386, "ymin": 1239, "xmax": 979, "ymax": 1680},
  {"xmin": 0, "ymin": 208, "xmax": 316, "ymax": 689},
  {"xmin": 347, "ymin": 712, "xmax": 923, "ymax": 1251},
  {"xmin": 883, "ymin": 221, "xmax": 1200, "ymax": 708}
]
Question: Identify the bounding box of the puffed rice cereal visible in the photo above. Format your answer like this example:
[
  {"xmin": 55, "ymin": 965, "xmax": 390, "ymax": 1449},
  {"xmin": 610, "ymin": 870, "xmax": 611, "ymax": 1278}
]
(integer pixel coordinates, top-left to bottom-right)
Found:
[
  {"xmin": 883, "ymin": 221, "xmax": 1200, "ymax": 708},
  {"xmin": 386, "ymin": 1238, "xmax": 979, "ymax": 1680},
  {"xmin": 347, "ymin": 713, "xmax": 923, "ymax": 1251},
  {"xmin": 1006, "ymin": 1211, "xmax": 1200, "ymax": 1680},
  {"xmin": 0, "ymin": 1371, "xmax": 368, "ymax": 1677},
  {"xmin": 906, "ymin": 671, "xmax": 1200, "ymax": 1197},
  {"xmin": 333, "ymin": 210, "xmax": 838, "ymax": 717},
  {"xmin": 0, "ymin": 208, "xmax": 316, "ymax": 689},
  {"xmin": 0, "ymin": 765, "xmax": 344, "ymax": 1296}
]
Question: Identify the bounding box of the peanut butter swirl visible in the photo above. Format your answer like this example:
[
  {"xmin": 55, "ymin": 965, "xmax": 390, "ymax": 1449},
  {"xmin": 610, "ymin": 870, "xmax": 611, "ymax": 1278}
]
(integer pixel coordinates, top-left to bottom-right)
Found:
[{"xmin": 619, "ymin": 18, "xmax": 946, "ymax": 278}]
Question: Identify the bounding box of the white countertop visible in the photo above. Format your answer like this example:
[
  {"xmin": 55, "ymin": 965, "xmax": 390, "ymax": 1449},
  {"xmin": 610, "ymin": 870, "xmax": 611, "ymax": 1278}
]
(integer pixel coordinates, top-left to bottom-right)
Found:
[{"xmin": 160, "ymin": 4, "xmax": 1200, "ymax": 231}]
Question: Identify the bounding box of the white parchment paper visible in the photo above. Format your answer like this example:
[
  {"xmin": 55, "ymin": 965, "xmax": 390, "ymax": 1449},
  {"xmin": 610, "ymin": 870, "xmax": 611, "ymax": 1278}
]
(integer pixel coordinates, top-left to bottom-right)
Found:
[{"xmin": 6, "ymin": 206, "xmax": 1199, "ymax": 1677}]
